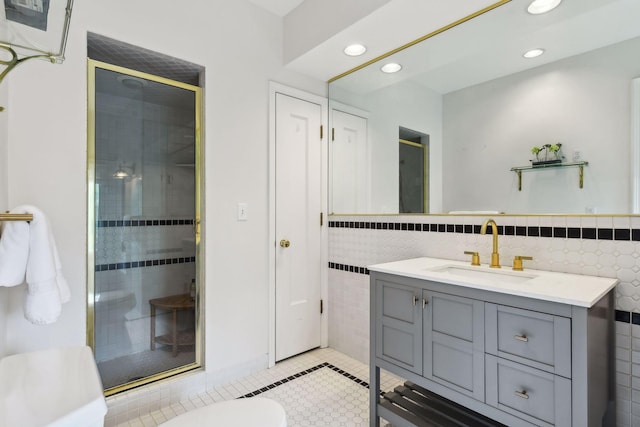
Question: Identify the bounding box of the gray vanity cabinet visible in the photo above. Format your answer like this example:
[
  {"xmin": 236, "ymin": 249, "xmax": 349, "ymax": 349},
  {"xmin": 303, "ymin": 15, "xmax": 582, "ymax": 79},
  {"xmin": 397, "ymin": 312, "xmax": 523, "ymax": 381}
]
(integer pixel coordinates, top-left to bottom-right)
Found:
[
  {"xmin": 376, "ymin": 280, "xmax": 422, "ymax": 374},
  {"xmin": 484, "ymin": 303, "xmax": 573, "ymax": 426},
  {"xmin": 375, "ymin": 280, "xmax": 484, "ymax": 399},
  {"xmin": 422, "ymin": 290, "xmax": 485, "ymax": 401},
  {"xmin": 370, "ymin": 271, "xmax": 614, "ymax": 427},
  {"xmin": 485, "ymin": 303, "xmax": 572, "ymax": 377},
  {"xmin": 485, "ymin": 354, "xmax": 572, "ymax": 426}
]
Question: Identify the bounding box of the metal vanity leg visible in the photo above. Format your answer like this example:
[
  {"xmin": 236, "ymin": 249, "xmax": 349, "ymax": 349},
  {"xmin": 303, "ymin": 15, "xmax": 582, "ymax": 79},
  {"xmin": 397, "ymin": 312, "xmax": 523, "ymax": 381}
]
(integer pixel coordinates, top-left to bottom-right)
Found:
[
  {"xmin": 150, "ymin": 303, "xmax": 156, "ymax": 351},
  {"xmin": 172, "ymin": 308, "xmax": 178, "ymax": 357},
  {"xmin": 370, "ymin": 364, "xmax": 380, "ymax": 426}
]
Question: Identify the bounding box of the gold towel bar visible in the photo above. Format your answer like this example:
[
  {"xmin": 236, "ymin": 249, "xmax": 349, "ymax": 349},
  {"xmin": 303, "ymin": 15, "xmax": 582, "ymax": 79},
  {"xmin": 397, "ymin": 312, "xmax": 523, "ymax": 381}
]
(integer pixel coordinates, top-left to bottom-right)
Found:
[{"xmin": 0, "ymin": 213, "xmax": 33, "ymax": 222}]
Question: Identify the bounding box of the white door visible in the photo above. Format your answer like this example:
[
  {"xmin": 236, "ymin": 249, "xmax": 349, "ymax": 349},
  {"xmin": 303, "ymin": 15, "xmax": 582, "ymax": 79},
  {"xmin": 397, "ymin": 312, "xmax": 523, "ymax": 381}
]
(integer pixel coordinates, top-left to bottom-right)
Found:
[
  {"xmin": 275, "ymin": 93, "xmax": 323, "ymax": 361},
  {"xmin": 331, "ymin": 109, "xmax": 368, "ymax": 213}
]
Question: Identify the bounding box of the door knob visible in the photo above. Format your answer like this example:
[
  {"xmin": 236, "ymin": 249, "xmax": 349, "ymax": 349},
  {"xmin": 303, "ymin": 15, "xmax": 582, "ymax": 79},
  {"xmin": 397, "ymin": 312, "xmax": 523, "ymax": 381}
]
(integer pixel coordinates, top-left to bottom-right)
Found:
[{"xmin": 279, "ymin": 239, "xmax": 291, "ymax": 248}]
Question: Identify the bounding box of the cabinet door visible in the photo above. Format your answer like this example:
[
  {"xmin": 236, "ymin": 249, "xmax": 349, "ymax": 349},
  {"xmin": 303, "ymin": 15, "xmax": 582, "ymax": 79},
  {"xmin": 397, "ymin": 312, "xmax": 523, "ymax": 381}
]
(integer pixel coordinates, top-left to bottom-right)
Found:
[
  {"xmin": 423, "ymin": 291, "xmax": 485, "ymax": 401},
  {"xmin": 376, "ymin": 280, "xmax": 422, "ymax": 374}
]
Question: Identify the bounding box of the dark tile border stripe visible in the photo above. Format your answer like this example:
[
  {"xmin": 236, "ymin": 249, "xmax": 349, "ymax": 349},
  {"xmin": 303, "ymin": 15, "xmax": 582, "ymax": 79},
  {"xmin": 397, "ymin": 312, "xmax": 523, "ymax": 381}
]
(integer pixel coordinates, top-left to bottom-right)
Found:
[
  {"xmin": 96, "ymin": 219, "xmax": 194, "ymax": 228},
  {"xmin": 616, "ymin": 310, "xmax": 631, "ymax": 323},
  {"xmin": 328, "ymin": 221, "xmax": 640, "ymax": 242},
  {"xmin": 239, "ymin": 362, "xmax": 370, "ymax": 399},
  {"xmin": 95, "ymin": 256, "xmax": 196, "ymax": 272},
  {"xmin": 328, "ymin": 262, "xmax": 369, "ymax": 275},
  {"xmin": 616, "ymin": 309, "xmax": 640, "ymax": 325}
]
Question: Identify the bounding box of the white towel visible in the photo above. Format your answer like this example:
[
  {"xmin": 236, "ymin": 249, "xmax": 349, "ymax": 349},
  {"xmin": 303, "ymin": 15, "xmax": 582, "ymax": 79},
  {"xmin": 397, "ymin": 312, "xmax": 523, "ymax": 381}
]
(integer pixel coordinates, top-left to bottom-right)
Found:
[
  {"xmin": 8, "ymin": 205, "xmax": 70, "ymax": 325},
  {"xmin": 0, "ymin": 216, "xmax": 29, "ymax": 287}
]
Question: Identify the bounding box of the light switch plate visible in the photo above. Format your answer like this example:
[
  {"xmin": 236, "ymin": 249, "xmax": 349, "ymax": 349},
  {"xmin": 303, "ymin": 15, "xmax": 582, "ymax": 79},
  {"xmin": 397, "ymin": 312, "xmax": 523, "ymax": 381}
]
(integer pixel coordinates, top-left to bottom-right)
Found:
[{"xmin": 238, "ymin": 203, "xmax": 248, "ymax": 221}]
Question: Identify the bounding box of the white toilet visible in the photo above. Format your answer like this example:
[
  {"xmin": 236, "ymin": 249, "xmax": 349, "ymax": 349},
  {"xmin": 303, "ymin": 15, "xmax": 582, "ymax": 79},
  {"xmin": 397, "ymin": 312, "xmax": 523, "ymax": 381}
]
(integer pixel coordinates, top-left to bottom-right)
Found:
[
  {"xmin": 159, "ymin": 397, "xmax": 286, "ymax": 427},
  {"xmin": 0, "ymin": 346, "xmax": 107, "ymax": 427},
  {"xmin": 94, "ymin": 289, "xmax": 136, "ymax": 333}
]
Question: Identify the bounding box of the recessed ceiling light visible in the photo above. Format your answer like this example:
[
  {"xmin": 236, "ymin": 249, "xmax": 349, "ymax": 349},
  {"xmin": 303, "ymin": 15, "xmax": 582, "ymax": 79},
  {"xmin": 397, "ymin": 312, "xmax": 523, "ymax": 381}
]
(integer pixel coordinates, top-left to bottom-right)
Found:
[
  {"xmin": 527, "ymin": 0, "xmax": 562, "ymax": 15},
  {"xmin": 116, "ymin": 75, "xmax": 147, "ymax": 89},
  {"xmin": 113, "ymin": 167, "xmax": 129, "ymax": 179},
  {"xmin": 344, "ymin": 44, "xmax": 367, "ymax": 56},
  {"xmin": 381, "ymin": 63, "xmax": 402, "ymax": 73},
  {"xmin": 523, "ymin": 48, "xmax": 545, "ymax": 58}
]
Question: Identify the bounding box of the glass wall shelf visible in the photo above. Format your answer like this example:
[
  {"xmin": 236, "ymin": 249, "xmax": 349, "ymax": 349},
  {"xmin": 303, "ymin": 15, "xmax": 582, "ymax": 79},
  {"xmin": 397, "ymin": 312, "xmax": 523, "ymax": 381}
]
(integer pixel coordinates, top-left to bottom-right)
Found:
[{"xmin": 510, "ymin": 161, "xmax": 589, "ymax": 191}]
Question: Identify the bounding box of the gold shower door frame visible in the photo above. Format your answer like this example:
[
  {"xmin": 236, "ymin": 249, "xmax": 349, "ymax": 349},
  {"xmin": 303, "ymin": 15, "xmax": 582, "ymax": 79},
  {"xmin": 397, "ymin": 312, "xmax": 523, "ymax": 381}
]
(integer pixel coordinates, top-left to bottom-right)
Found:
[
  {"xmin": 86, "ymin": 59, "xmax": 203, "ymax": 396},
  {"xmin": 399, "ymin": 138, "xmax": 428, "ymax": 213}
]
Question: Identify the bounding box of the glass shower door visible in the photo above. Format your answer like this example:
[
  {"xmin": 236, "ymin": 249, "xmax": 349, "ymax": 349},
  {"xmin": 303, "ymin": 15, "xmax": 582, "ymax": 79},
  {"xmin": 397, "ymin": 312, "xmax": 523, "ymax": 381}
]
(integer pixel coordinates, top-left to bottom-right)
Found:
[
  {"xmin": 399, "ymin": 139, "xmax": 426, "ymax": 213},
  {"xmin": 88, "ymin": 60, "xmax": 201, "ymax": 394}
]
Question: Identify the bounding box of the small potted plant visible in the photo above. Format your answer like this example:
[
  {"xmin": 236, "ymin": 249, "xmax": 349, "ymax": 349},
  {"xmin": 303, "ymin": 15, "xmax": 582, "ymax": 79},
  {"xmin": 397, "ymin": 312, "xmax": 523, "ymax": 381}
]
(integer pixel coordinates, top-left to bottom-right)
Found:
[
  {"xmin": 531, "ymin": 145, "xmax": 542, "ymax": 161},
  {"xmin": 531, "ymin": 143, "xmax": 563, "ymax": 166},
  {"xmin": 549, "ymin": 143, "xmax": 562, "ymax": 161}
]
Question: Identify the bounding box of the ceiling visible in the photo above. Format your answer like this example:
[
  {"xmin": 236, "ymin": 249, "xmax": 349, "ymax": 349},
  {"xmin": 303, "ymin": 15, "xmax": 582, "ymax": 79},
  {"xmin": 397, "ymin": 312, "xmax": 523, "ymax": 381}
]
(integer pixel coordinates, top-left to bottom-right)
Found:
[
  {"xmin": 251, "ymin": 0, "xmax": 501, "ymax": 82},
  {"xmin": 251, "ymin": 0, "xmax": 640, "ymax": 92},
  {"xmin": 249, "ymin": 0, "xmax": 305, "ymax": 17},
  {"xmin": 88, "ymin": 33, "xmax": 202, "ymax": 86},
  {"xmin": 331, "ymin": 0, "xmax": 640, "ymax": 95}
]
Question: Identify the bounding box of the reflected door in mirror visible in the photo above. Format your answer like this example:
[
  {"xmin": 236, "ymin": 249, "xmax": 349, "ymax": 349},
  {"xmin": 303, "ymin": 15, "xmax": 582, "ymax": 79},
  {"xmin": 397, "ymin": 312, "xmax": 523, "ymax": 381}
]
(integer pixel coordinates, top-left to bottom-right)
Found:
[
  {"xmin": 331, "ymin": 109, "xmax": 368, "ymax": 213},
  {"xmin": 399, "ymin": 128, "xmax": 429, "ymax": 213}
]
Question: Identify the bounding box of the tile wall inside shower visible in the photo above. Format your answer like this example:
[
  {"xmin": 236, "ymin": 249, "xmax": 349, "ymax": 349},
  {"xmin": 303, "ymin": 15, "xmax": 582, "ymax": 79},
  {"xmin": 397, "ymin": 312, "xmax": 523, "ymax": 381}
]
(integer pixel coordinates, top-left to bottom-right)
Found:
[{"xmin": 94, "ymin": 71, "xmax": 197, "ymax": 388}]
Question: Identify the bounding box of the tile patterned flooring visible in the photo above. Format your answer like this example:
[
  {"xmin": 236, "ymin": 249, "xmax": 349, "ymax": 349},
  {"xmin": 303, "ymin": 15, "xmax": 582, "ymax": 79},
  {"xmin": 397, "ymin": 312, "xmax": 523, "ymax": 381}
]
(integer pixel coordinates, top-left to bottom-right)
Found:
[{"xmin": 114, "ymin": 348, "xmax": 402, "ymax": 426}]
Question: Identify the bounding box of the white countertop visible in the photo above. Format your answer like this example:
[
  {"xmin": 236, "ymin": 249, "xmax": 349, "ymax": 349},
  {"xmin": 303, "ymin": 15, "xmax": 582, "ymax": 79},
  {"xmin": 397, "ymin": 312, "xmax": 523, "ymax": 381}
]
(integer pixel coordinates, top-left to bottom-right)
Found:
[{"xmin": 368, "ymin": 257, "xmax": 618, "ymax": 308}]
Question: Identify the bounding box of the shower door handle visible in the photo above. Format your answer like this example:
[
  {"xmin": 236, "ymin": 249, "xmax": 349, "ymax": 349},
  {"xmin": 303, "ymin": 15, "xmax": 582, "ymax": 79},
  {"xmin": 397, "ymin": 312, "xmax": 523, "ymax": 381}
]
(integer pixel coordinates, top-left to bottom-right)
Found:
[{"xmin": 193, "ymin": 217, "xmax": 201, "ymax": 237}]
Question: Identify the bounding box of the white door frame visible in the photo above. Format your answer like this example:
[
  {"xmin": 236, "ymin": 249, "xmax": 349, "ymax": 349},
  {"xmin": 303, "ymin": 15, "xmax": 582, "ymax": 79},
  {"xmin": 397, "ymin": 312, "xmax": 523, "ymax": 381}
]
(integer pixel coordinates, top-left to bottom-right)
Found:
[{"xmin": 268, "ymin": 82, "xmax": 329, "ymax": 367}]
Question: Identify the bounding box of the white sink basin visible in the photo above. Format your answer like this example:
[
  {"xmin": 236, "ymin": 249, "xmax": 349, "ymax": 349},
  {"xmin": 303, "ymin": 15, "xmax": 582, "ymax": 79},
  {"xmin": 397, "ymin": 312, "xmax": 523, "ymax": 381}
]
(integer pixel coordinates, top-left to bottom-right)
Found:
[
  {"xmin": 428, "ymin": 265, "xmax": 537, "ymax": 284},
  {"xmin": 0, "ymin": 346, "xmax": 107, "ymax": 427}
]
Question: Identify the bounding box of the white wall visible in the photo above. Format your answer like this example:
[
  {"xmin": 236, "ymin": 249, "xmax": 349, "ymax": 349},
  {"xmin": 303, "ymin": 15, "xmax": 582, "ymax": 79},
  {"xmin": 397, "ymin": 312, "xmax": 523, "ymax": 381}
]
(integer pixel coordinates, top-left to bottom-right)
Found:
[
  {"xmin": 2, "ymin": 0, "xmax": 325, "ymax": 378},
  {"xmin": 443, "ymin": 37, "xmax": 640, "ymax": 214},
  {"xmin": 367, "ymin": 81, "xmax": 443, "ymax": 213},
  {"xmin": 0, "ymin": 79, "xmax": 8, "ymax": 357}
]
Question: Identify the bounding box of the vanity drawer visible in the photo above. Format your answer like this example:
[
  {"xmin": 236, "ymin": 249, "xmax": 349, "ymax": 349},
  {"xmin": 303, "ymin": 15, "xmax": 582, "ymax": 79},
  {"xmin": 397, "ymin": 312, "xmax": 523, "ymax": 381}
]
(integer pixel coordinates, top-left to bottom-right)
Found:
[
  {"xmin": 486, "ymin": 355, "xmax": 571, "ymax": 427},
  {"xmin": 485, "ymin": 304, "xmax": 571, "ymax": 377}
]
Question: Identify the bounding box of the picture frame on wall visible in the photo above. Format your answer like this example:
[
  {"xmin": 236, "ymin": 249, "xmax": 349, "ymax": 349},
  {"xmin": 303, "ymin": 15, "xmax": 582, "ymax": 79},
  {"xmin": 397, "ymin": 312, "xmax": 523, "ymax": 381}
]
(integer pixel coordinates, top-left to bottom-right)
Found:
[{"xmin": 4, "ymin": 0, "xmax": 50, "ymax": 31}]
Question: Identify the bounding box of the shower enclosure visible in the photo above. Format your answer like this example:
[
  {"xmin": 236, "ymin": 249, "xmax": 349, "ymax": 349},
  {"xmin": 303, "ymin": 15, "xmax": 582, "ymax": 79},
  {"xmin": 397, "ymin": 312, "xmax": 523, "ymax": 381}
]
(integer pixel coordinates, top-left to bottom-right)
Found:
[{"xmin": 87, "ymin": 59, "xmax": 201, "ymax": 394}]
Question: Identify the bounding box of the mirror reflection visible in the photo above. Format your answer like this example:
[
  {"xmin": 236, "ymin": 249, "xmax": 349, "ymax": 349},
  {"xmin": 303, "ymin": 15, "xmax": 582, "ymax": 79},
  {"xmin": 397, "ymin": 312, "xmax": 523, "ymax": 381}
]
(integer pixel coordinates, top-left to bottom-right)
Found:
[{"xmin": 328, "ymin": 0, "xmax": 640, "ymax": 215}]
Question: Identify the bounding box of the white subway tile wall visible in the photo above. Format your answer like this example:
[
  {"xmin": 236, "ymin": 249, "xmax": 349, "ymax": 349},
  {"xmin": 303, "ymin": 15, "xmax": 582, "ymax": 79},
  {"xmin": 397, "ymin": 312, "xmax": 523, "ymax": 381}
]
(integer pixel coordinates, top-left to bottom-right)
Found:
[{"xmin": 328, "ymin": 214, "xmax": 640, "ymax": 426}]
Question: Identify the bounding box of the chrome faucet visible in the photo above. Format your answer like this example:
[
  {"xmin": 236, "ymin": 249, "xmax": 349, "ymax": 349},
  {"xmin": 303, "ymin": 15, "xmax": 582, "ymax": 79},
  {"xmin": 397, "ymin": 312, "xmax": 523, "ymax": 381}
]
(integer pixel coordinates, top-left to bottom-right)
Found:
[{"xmin": 480, "ymin": 218, "xmax": 501, "ymax": 268}]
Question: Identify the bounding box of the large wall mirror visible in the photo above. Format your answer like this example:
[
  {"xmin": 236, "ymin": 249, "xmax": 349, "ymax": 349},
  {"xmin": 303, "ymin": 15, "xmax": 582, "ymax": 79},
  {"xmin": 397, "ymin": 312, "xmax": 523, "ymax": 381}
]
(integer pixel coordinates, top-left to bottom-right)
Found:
[{"xmin": 328, "ymin": 0, "xmax": 640, "ymax": 215}]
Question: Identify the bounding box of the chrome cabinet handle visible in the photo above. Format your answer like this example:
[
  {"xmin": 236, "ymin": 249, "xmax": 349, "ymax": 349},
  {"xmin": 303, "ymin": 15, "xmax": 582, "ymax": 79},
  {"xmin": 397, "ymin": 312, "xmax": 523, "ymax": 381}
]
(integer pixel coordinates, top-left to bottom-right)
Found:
[
  {"xmin": 422, "ymin": 298, "xmax": 428, "ymax": 309},
  {"xmin": 413, "ymin": 296, "xmax": 419, "ymax": 306},
  {"xmin": 514, "ymin": 390, "xmax": 529, "ymax": 399},
  {"xmin": 514, "ymin": 334, "xmax": 529, "ymax": 342}
]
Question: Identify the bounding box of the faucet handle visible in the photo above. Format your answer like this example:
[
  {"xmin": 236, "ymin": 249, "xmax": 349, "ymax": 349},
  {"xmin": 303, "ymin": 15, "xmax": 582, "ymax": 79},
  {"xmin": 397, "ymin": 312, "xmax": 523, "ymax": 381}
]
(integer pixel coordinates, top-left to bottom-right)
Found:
[
  {"xmin": 464, "ymin": 251, "xmax": 480, "ymax": 266},
  {"xmin": 513, "ymin": 255, "xmax": 533, "ymax": 271}
]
